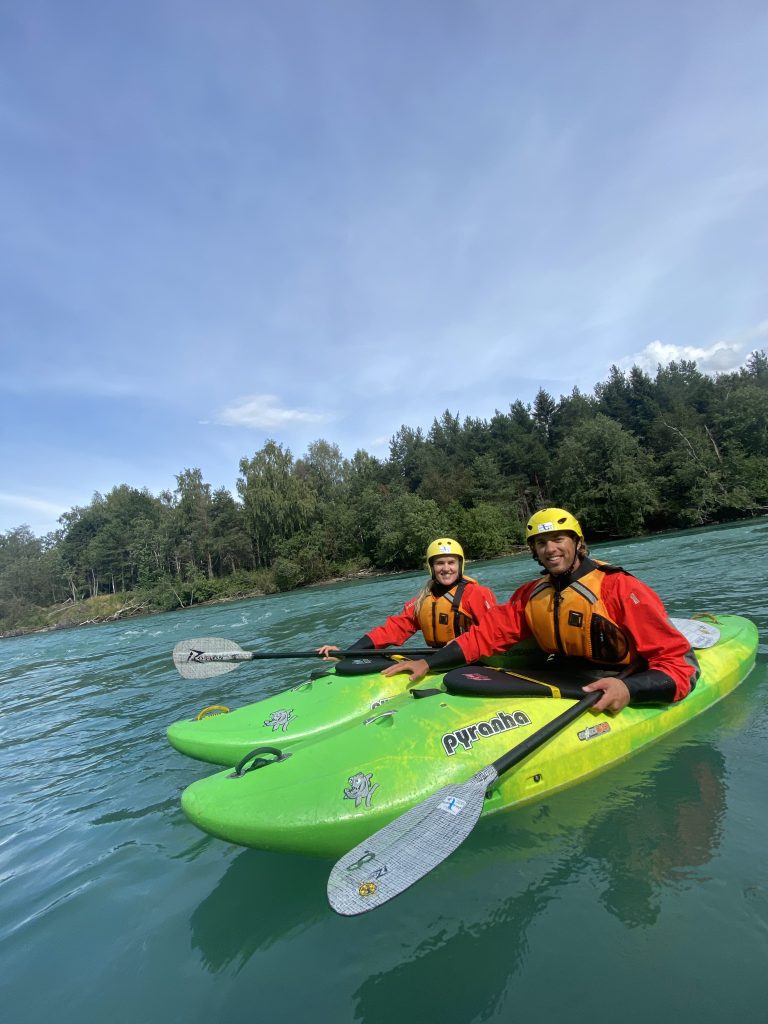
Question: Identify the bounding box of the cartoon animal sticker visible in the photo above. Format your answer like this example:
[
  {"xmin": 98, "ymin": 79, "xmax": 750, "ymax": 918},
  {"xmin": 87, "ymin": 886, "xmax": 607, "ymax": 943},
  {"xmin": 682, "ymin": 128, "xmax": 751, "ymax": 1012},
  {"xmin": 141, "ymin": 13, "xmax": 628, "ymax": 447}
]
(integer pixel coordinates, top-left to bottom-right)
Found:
[
  {"xmin": 344, "ymin": 771, "xmax": 379, "ymax": 808},
  {"xmin": 264, "ymin": 708, "xmax": 295, "ymax": 732}
]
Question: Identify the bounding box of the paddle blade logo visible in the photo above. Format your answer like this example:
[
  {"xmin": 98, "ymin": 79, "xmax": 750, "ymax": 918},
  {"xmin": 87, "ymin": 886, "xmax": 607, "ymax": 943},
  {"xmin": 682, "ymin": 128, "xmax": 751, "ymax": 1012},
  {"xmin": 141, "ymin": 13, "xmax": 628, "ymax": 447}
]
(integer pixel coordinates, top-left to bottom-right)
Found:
[
  {"xmin": 439, "ymin": 796, "xmax": 467, "ymax": 816},
  {"xmin": 185, "ymin": 648, "xmax": 234, "ymax": 663},
  {"xmin": 342, "ymin": 849, "xmax": 389, "ymax": 897}
]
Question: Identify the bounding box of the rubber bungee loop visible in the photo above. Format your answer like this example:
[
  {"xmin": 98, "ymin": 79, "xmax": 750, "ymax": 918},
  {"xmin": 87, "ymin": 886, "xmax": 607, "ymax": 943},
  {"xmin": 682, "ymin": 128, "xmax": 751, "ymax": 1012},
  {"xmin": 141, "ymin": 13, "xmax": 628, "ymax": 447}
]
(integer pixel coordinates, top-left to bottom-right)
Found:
[
  {"xmin": 196, "ymin": 704, "xmax": 231, "ymax": 720},
  {"xmin": 232, "ymin": 746, "xmax": 291, "ymax": 777}
]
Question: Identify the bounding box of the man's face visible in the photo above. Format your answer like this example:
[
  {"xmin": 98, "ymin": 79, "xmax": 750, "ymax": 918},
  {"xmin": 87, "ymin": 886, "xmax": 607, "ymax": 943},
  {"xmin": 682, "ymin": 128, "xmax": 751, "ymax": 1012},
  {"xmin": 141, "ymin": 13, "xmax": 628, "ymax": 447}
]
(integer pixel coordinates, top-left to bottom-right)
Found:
[{"xmin": 531, "ymin": 532, "xmax": 578, "ymax": 575}]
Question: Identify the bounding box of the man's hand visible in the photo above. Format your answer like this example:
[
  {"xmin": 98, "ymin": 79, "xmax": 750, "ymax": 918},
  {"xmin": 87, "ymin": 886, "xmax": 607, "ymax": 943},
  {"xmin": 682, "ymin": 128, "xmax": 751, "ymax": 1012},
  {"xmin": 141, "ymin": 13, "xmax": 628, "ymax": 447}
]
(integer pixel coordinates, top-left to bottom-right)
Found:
[
  {"xmin": 381, "ymin": 658, "xmax": 430, "ymax": 682},
  {"xmin": 582, "ymin": 677, "xmax": 631, "ymax": 714}
]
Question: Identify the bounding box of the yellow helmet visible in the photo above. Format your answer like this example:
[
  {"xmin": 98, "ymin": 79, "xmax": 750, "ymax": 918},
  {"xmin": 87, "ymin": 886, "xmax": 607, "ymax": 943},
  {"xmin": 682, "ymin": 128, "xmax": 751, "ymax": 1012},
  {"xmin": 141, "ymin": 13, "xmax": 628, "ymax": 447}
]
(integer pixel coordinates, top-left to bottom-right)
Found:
[
  {"xmin": 526, "ymin": 508, "xmax": 584, "ymax": 546},
  {"xmin": 426, "ymin": 537, "xmax": 464, "ymax": 572}
]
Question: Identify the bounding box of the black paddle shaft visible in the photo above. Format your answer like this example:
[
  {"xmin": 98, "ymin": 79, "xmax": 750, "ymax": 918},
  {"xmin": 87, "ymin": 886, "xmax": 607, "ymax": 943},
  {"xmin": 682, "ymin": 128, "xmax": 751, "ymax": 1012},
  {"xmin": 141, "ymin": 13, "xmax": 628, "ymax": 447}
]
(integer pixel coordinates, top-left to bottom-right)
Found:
[
  {"xmin": 216, "ymin": 647, "xmax": 436, "ymax": 661},
  {"xmin": 491, "ymin": 690, "xmax": 602, "ymax": 778}
]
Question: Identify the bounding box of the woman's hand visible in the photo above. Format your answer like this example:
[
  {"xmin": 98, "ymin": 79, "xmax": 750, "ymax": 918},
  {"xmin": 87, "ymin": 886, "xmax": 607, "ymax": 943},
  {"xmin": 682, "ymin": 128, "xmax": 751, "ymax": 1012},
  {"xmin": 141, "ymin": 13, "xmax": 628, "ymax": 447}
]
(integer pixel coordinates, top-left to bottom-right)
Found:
[
  {"xmin": 582, "ymin": 677, "xmax": 631, "ymax": 714},
  {"xmin": 381, "ymin": 658, "xmax": 430, "ymax": 682},
  {"xmin": 316, "ymin": 644, "xmax": 341, "ymax": 661}
]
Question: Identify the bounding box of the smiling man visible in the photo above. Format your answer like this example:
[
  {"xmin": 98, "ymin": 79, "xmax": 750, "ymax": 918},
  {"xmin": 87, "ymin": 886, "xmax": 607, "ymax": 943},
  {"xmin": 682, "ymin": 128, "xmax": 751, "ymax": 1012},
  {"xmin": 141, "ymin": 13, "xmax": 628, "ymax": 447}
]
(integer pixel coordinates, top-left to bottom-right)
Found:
[{"xmin": 382, "ymin": 508, "xmax": 700, "ymax": 714}]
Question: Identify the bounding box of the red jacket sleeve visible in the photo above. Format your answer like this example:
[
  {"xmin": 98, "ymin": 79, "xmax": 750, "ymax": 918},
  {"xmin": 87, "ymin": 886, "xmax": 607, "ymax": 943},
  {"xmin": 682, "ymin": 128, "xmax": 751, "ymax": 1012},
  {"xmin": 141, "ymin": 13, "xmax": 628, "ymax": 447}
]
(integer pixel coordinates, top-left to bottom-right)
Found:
[
  {"xmin": 454, "ymin": 580, "xmax": 537, "ymax": 663},
  {"xmin": 365, "ymin": 598, "xmax": 419, "ymax": 648},
  {"xmin": 601, "ymin": 574, "xmax": 698, "ymax": 701}
]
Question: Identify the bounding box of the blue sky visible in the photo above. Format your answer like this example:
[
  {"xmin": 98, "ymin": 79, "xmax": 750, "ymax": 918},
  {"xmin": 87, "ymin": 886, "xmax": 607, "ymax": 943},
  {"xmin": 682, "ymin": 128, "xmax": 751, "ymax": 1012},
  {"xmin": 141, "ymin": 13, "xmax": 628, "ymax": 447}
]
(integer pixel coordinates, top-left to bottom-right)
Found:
[{"xmin": 2, "ymin": 0, "xmax": 767, "ymax": 536}]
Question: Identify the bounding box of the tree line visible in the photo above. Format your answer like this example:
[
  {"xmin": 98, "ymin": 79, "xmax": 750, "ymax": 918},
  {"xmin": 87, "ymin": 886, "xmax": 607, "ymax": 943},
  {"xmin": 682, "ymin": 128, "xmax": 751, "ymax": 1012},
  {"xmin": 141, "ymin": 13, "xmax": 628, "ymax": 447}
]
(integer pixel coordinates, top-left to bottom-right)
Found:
[{"xmin": 2, "ymin": 352, "xmax": 766, "ymax": 632}]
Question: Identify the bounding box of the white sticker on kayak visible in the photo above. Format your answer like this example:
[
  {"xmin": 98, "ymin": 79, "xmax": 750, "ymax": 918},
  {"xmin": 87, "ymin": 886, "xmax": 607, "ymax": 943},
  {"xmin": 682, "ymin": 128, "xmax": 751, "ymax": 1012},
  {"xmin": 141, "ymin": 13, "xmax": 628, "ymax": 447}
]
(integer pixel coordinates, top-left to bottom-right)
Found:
[
  {"xmin": 439, "ymin": 796, "xmax": 467, "ymax": 816},
  {"xmin": 263, "ymin": 709, "xmax": 295, "ymax": 732}
]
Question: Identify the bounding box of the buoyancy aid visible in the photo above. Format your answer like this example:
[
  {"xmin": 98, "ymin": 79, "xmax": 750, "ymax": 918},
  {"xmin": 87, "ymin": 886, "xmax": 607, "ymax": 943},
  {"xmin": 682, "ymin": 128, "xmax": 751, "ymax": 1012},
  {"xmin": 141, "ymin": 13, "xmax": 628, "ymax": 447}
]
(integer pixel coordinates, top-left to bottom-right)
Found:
[
  {"xmin": 524, "ymin": 560, "xmax": 635, "ymax": 666},
  {"xmin": 416, "ymin": 577, "xmax": 477, "ymax": 648}
]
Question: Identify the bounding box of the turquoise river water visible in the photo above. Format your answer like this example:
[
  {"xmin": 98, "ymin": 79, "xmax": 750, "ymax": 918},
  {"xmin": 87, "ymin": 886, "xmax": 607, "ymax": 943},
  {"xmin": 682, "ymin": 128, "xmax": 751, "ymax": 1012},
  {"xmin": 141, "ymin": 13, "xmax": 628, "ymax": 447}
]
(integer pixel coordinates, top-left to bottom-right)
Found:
[{"xmin": 1, "ymin": 520, "xmax": 767, "ymax": 1023}]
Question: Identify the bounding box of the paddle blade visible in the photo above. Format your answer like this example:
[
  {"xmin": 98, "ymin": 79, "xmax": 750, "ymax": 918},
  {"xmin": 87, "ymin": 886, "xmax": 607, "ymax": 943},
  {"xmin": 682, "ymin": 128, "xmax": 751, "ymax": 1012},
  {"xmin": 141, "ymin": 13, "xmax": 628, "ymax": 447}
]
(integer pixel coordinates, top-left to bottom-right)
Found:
[
  {"xmin": 327, "ymin": 764, "xmax": 499, "ymax": 916},
  {"xmin": 669, "ymin": 617, "xmax": 720, "ymax": 649},
  {"xmin": 173, "ymin": 637, "xmax": 246, "ymax": 679}
]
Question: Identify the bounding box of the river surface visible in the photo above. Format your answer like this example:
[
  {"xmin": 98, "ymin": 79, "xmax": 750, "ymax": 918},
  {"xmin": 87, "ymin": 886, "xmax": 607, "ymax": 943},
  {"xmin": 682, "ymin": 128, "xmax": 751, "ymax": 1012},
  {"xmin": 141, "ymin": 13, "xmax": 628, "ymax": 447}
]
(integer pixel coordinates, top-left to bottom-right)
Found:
[{"xmin": 1, "ymin": 521, "xmax": 767, "ymax": 1023}]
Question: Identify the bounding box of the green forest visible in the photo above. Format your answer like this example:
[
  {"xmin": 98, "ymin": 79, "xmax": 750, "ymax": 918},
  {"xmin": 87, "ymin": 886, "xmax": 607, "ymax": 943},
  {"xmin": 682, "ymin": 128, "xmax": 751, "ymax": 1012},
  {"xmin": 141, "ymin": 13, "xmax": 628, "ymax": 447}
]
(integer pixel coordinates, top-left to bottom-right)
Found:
[{"xmin": 2, "ymin": 353, "xmax": 767, "ymax": 634}]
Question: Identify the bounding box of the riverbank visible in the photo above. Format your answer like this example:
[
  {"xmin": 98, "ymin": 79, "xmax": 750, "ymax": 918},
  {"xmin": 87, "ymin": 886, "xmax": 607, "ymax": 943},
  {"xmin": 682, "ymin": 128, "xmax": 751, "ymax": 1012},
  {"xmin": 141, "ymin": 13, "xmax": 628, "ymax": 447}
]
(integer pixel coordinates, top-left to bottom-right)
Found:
[
  {"xmin": 0, "ymin": 565, "xmax": 401, "ymax": 639},
  {"xmin": 0, "ymin": 547, "xmax": 534, "ymax": 640}
]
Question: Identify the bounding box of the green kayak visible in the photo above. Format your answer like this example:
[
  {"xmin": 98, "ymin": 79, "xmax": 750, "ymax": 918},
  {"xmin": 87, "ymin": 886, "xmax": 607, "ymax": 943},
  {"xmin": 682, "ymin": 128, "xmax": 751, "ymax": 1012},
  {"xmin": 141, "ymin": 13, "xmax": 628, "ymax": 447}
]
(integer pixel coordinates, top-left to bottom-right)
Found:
[
  {"xmin": 178, "ymin": 614, "xmax": 758, "ymax": 857},
  {"xmin": 166, "ymin": 642, "xmax": 541, "ymax": 767}
]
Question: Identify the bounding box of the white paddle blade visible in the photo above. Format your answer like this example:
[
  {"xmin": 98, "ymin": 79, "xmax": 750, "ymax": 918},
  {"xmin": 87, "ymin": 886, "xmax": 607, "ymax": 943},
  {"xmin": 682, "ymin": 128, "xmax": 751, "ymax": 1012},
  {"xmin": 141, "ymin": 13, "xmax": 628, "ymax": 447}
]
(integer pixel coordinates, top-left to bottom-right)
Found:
[
  {"xmin": 172, "ymin": 637, "xmax": 246, "ymax": 679},
  {"xmin": 327, "ymin": 765, "xmax": 499, "ymax": 916},
  {"xmin": 670, "ymin": 617, "xmax": 721, "ymax": 649}
]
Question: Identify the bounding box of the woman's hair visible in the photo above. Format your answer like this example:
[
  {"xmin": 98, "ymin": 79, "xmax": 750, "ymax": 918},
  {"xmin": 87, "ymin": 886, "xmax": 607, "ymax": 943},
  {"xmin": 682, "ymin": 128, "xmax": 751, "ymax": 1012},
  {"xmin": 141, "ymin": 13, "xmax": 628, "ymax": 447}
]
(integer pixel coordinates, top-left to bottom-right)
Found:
[{"xmin": 413, "ymin": 578, "xmax": 434, "ymax": 618}]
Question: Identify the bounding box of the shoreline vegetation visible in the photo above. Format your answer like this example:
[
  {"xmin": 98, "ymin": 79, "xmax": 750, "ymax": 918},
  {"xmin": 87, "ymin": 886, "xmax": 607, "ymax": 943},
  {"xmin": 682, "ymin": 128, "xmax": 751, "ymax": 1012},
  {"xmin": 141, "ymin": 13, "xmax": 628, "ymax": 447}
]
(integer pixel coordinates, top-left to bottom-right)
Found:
[
  {"xmin": 0, "ymin": 563, "xmax": 391, "ymax": 638},
  {"xmin": 1, "ymin": 553, "xmax": 533, "ymax": 639},
  {"xmin": 2, "ymin": 354, "xmax": 767, "ymax": 639}
]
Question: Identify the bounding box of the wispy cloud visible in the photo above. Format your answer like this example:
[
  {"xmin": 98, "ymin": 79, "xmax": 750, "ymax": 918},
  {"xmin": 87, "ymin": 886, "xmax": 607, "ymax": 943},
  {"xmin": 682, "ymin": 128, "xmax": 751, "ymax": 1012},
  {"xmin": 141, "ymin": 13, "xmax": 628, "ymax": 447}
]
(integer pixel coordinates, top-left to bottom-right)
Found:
[
  {"xmin": 0, "ymin": 493, "xmax": 67, "ymax": 532},
  {"xmin": 214, "ymin": 394, "xmax": 333, "ymax": 430},
  {"xmin": 0, "ymin": 492, "xmax": 68, "ymax": 517}
]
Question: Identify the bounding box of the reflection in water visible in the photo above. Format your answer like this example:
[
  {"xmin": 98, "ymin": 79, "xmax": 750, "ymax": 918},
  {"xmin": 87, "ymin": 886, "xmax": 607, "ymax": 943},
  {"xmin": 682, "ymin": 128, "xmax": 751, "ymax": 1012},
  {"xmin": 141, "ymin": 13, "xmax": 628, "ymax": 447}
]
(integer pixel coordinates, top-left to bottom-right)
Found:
[
  {"xmin": 189, "ymin": 849, "xmax": 330, "ymax": 971},
  {"xmin": 590, "ymin": 743, "xmax": 726, "ymax": 927},
  {"xmin": 351, "ymin": 740, "xmax": 727, "ymax": 1023}
]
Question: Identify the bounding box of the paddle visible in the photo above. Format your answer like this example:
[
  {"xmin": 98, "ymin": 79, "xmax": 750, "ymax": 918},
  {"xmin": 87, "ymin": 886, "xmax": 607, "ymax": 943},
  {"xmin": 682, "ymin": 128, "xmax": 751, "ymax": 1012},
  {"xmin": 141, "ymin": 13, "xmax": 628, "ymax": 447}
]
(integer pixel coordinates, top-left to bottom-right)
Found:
[
  {"xmin": 327, "ymin": 689, "xmax": 602, "ymax": 916},
  {"xmin": 174, "ymin": 617, "xmax": 718, "ymax": 680},
  {"xmin": 172, "ymin": 637, "xmax": 436, "ymax": 680}
]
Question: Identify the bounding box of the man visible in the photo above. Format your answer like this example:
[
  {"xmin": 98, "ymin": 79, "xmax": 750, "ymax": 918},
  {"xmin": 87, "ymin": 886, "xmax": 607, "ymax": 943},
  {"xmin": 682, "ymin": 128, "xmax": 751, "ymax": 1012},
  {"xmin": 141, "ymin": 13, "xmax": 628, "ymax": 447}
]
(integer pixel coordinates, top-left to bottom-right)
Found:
[{"xmin": 382, "ymin": 508, "xmax": 699, "ymax": 714}]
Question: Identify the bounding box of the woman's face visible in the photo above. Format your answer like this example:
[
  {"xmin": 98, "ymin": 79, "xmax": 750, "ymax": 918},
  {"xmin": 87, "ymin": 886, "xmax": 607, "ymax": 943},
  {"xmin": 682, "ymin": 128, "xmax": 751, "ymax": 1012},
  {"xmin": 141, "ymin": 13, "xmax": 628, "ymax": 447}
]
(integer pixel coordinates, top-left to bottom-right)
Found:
[{"xmin": 431, "ymin": 555, "xmax": 460, "ymax": 586}]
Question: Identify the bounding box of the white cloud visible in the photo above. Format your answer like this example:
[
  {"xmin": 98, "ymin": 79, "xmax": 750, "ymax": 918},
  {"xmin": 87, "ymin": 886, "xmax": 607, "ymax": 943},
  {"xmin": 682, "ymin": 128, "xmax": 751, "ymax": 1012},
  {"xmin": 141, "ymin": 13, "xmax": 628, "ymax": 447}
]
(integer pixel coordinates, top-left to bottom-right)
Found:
[
  {"xmin": 619, "ymin": 338, "xmax": 749, "ymax": 375},
  {"xmin": 215, "ymin": 394, "xmax": 333, "ymax": 430}
]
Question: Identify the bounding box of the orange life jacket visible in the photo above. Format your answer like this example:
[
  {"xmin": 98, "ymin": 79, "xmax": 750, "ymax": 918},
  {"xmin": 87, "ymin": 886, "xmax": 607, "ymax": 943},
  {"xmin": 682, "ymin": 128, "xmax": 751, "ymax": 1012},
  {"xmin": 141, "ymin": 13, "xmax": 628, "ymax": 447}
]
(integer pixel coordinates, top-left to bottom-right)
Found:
[
  {"xmin": 523, "ymin": 561, "xmax": 635, "ymax": 666},
  {"xmin": 416, "ymin": 577, "xmax": 477, "ymax": 648}
]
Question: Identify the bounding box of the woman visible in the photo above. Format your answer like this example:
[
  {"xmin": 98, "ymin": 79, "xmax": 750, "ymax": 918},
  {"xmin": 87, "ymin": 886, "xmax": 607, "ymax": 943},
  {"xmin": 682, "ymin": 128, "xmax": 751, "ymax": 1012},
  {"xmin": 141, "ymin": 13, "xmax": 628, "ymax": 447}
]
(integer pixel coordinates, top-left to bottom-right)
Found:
[{"xmin": 317, "ymin": 538, "xmax": 496, "ymax": 657}]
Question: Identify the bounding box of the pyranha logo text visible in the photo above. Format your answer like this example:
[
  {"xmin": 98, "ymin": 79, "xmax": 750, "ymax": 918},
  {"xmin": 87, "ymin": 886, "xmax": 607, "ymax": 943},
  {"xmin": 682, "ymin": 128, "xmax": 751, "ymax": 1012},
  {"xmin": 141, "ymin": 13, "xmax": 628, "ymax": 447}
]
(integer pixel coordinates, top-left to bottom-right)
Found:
[{"xmin": 441, "ymin": 709, "xmax": 532, "ymax": 755}]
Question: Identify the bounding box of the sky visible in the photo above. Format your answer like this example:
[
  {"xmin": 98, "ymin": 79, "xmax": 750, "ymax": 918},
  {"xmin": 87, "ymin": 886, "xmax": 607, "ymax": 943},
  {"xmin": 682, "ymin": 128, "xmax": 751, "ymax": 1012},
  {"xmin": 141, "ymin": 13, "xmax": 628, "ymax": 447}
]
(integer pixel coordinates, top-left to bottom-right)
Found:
[{"xmin": 2, "ymin": 0, "xmax": 767, "ymax": 537}]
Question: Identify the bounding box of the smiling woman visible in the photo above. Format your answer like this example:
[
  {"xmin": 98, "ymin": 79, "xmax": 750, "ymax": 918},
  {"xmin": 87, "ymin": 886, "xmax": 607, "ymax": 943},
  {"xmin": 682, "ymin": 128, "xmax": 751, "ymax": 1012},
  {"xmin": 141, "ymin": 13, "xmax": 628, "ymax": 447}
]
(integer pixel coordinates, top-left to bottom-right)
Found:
[{"xmin": 316, "ymin": 536, "xmax": 497, "ymax": 668}]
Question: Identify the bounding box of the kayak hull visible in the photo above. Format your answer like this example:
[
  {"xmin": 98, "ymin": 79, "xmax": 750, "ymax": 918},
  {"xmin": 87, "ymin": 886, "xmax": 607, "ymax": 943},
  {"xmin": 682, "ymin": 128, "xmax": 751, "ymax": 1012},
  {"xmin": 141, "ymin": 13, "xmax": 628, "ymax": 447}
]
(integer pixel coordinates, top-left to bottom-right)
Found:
[{"xmin": 179, "ymin": 614, "xmax": 759, "ymax": 857}]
